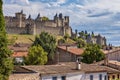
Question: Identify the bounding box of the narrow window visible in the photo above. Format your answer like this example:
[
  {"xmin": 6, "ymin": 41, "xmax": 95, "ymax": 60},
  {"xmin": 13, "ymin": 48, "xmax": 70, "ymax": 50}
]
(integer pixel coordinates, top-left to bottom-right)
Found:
[
  {"xmin": 99, "ymin": 74, "xmax": 102, "ymax": 80},
  {"xmin": 112, "ymin": 75, "xmax": 115, "ymax": 79},
  {"xmin": 108, "ymin": 76, "xmax": 110, "ymax": 80},
  {"xmin": 90, "ymin": 75, "xmax": 93, "ymax": 80},
  {"xmin": 104, "ymin": 75, "xmax": 107, "ymax": 80},
  {"xmin": 117, "ymin": 74, "xmax": 119, "ymax": 79},
  {"xmin": 61, "ymin": 76, "xmax": 66, "ymax": 80},
  {"xmin": 52, "ymin": 77, "xmax": 57, "ymax": 80}
]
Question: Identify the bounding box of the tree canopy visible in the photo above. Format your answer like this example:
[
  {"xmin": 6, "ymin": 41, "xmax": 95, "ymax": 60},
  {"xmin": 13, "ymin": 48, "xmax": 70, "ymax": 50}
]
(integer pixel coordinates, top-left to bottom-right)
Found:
[
  {"xmin": 33, "ymin": 32, "xmax": 56, "ymax": 60},
  {"xmin": 42, "ymin": 16, "xmax": 49, "ymax": 21},
  {"xmin": 82, "ymin": 44, "xmax": 105, "ymax": 64},
  {"xmin": 77, "ymin": 38, "xmax": 86, "ymax": 48},
  {"xmin": 0, "ymin": 0, "xmax": 13, "ymax": 79},
  {"xmin": 24, "ymin": 45, "xmax": 48, "ymax": 65}
]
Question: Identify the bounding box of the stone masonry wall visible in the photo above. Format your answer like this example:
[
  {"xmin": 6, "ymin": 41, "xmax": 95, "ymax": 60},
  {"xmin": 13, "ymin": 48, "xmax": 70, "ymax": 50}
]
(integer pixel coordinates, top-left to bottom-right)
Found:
[
  {"xmin": 36, "ymin": 26, "xmax": 64, "ymax": 36},
  {"xmin": 6, "ymin": 27, "xmax": 26, "ymax": 34}
]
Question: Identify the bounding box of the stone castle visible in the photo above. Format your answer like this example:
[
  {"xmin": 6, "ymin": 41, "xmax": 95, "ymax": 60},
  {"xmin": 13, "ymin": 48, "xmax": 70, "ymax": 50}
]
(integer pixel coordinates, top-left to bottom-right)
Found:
[
  {"xmin": 77, "ymin": 31, "xmax": 107, "ymax": 46},
  {"xmin": 5, "ymin": 10, "xmax": 72, "ymax": 36},
  {"xmin": 86, "ymin": 34, "xmax": 106, "ymax": 46}
]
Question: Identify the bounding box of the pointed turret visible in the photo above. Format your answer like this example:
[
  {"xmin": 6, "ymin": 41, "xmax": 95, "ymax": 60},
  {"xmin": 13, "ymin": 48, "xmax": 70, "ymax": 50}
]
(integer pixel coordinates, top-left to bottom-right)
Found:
[
  {"xmin": 59, "ymin": 13, "xmax": 63, "ymax": 19},
  {"xmin": 36, "ymin": 13, "xmax": 41, "ymax": 21},
  {"xmin": 98, "ymin": 34, "xmax": 101, "ymax": 37},
  {"xmin": 21, "ymin": 10, "xmax": 23, "ymax": 14},
  {"xmin": 37, "ymin": 13, "xmax": 40, "ymax": 18},
  {"xmin": 28, "ymin": 14, "xmax": 31, "ymax": 19},
  {"xmin": 54, "ymin": 13, "xmax": 58, "ymax": 23},
  {"xmin": 55, "ymin": 13, "xmax": 57, "ymax": 17}
]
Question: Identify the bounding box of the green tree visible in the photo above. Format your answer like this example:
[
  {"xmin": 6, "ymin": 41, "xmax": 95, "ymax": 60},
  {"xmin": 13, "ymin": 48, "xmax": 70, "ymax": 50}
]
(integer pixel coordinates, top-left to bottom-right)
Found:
[
  {"xmin": 33, "ymin": 32, "xmax": 56, "ymax": 60},
  {"xmin": 82, "ymin": 44, "xmax": 105, "ymax": 64},
  {"xmin": 24, "ymin": 45, "xmax": 48, "ymax": 65},
  {"xmin": 0, "ymin": 0, "xmax": 13, "ymax": 79},
  {"xmin": 77, "ymin": 38, "xmax": 86, "ymax": 48},
  {"xmin": 64, "ymin": 33, "xmax": 70, "ymax": 41},
  {"xmin": 42, "ymin": 16, "xmax": 49, "ymax": 21},
  {"xmin": 114, "ymin": 79, "xmax": 119, "ymax": 80},
  {"xmin": 58, "ymin": 38, "xmax": 65, "ymax": 44},
  {"xmin": 79, "ymin": 31, "xmax": 84, "ymax": 38}
]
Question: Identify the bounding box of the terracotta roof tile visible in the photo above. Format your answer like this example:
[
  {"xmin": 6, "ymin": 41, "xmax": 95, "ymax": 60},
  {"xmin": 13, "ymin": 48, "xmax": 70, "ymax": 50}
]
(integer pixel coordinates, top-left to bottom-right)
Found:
[
  {"xmin": 9, "ymin": 73, "xmax": 39, "ymax": 80},
  {"xmin": 12, "ymin": 52, "xmax": 28, "ymax": 57},
  {"xmin": 9, "ymin": 62, "xmax": 120, "ymax": 80},
  {"xmin": 9, "ymin": 66, "xmax": 39, "ymax": 80},
  {"xmin": 58, "ymin": 46, "xmax": 84, "ymax": 55},
  {"xmin": 23, "ymin": 62, "xmax": 108, "ymax": 75}
]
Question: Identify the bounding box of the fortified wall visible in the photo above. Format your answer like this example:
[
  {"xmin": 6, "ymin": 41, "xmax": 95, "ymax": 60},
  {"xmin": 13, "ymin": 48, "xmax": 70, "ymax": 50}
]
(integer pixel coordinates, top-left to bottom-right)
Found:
[{"xmin": 5, "ymin": 10, "xmax": 72, "ymax": 36}]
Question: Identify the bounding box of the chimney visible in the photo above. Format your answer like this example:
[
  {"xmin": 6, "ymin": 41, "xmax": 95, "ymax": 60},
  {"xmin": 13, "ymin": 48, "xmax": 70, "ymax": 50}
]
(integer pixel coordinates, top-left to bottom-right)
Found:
[
  {"xmin": 76, "ymin": 57, "xmax": 83, "ymax": 70},
  {"xmin": 76, "ymin": 59, "xmax": 81, "ymax": 70}
]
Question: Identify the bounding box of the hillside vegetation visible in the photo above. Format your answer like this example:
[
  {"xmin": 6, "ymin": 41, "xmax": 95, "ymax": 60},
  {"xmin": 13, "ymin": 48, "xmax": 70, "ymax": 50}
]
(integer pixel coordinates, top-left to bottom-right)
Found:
[
  {"xmin": 7, "ymin": 34, "xmax": 35, "ymax": 44},
  {"xmin": 7, "ymin": 34, "xmax": 75, "ymax": 45}
]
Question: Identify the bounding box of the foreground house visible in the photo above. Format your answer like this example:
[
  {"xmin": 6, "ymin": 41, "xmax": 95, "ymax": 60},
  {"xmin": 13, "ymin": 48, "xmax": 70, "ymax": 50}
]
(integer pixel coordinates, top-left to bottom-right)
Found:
[
  {"xmin": 55, "ymin": 45, "xmax": 84, "ymax": 62},
  {"xmin": 9, "ymin": 43, "xmax": 30, "ymax": 63},
  {"xmin": 9, "ymin": 66, "xmax": 39, "ymax": 80},
  {"xmin": 23, "ymin": 62, "xmax": 107, "ymax": 80},
  {"xmin": 9, "ymin": 62, "xmax": 120, "ymax": 80},
  {"xmin": 93, "ymin": 60, "xmax": 120, "ymax": 80}
]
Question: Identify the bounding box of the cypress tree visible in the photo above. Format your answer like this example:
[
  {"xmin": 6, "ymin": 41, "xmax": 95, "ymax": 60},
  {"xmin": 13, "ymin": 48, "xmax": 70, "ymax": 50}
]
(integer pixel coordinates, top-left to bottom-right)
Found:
[{"xmin": 0, "ymin": 0, "xmax": 13, "ymax": 80}]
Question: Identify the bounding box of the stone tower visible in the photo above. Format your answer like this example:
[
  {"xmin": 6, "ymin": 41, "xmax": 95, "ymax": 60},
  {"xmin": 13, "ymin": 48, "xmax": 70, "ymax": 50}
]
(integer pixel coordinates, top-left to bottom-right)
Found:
[
  {"xmin": 54, "ymin": 13, "xmax": 64, "ymax": 27},
  {"xmin": 64, "ymin": 16, "xmax": 69, "ymax": 27},
  {"xmin": 15, "ymin": 10, "xmax": 26, "ymax": 27},
  {"xmin": 35, "ymin": 13, "xmax": 42, "ymax": 21}
]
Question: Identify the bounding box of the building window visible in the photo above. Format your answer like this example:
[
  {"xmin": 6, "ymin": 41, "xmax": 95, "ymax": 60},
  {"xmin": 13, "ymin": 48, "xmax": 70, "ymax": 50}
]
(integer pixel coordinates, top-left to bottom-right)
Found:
[
  {"xmin": 117, "ymin": 74, "xmax": 119, "ymax": 79},
  {"xmin": 112, "ymin": 75, "xmax": 115, "ymax": 79},
  {"xmin": 104, "ymin": 75, "xmax": 107, "ymax": 80},
  {"xmin": 99, "ymin": 74, "xmax": 102, "ymax": 80},
  {"xmin": 61, "ymin": 76, "xmax": 66, "ymax": 80},
  {"xmin": 52, "ymin": 77, "xmax": 57, "ymax": 80},
  {"xmin": 108, "ymin": 76, "xmax": 110, "ymax": 80},
  {"xmin": 90, "ymin": 75, "xmax": 93, "ymax": 80}
]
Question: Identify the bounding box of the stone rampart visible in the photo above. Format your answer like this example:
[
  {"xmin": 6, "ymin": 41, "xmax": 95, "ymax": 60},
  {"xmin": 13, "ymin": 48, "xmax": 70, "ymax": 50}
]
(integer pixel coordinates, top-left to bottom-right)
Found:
[{"xmin": 6, "ymin": 27, "xmax": 26, "ymax": 34}]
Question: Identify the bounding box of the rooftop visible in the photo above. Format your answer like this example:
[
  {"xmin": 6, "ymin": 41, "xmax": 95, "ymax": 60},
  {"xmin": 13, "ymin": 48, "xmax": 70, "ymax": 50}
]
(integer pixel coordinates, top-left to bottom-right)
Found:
[
  {"xmin": 22, "ymin": 62, "xmax": 119, "ymax": 76},
  {"xmin": 12, "ymin": 52, "xmax": 28, "ymax": 57},
  {"xmin": 93, "ymin": 60, "xmax": 120, "ymax": 74},
  {"xmin": 57, "ymin": 46, "xmax": 84, "ymax": 55},
  {"xmin": 9, "ymin": 66, "xmax": 39, "ymax": 80},
  {"xmin": 9, "ymin": 73, "xmax": 39, "ymax": 80},
  {"xmin": 9, "ymin": 62, "xmax": 120, "ymax": 80}
]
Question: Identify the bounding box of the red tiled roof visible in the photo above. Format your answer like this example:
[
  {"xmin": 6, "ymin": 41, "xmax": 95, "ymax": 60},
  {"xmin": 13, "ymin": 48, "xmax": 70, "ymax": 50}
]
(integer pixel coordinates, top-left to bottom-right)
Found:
[
  {"xmin": 12, "ymin": 52, "xmax": 28, "ymax": 57},
  {"xmin": 9, "ymin": 46, "xmax": 29, "ymax": 52},
  {"xmin": 57, "ymin": 46, "xmax": 84, "ymax": 55},
  {"xmin": 8, "ymin": 43, "xmax": 31, "ymax": 52},
  {"xmin": 22, "ymin": 62, "xmax": 108, "ymax": 75}
]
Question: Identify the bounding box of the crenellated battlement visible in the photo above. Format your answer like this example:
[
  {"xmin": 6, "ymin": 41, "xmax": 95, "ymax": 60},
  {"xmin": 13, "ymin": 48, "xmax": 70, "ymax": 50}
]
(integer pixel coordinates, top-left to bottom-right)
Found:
[{"xmin": 5, "ymin": 10, "xmax": 72, "ymax": 36}]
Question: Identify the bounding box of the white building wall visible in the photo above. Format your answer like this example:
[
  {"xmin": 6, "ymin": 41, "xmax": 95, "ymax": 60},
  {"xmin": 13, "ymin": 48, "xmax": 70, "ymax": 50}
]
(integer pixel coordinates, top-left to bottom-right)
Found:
[
  {"xmin": 42, "ymin": 72, "xmax": 107, "ymax": 80},
  {"xmin": 42, "ymin": 72, "xmax": 84, "ymax": 80},
  {"xmin": 85, "ymin": 72, "xmax": 107, "ymax": 80}
]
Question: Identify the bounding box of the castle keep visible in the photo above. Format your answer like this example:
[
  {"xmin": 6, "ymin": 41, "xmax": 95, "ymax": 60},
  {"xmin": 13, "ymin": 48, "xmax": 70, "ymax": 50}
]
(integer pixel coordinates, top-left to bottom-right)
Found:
[{"xmin": 5, "ymin": 10, "xmax": 72, "ymax": 36}]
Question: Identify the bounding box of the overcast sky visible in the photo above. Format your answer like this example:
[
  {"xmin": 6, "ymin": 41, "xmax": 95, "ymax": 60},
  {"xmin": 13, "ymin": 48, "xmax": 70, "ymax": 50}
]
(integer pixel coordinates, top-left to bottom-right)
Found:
[{"xmin": 3, "ymin": 0, "xmax": 120, "ymax": 46}]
